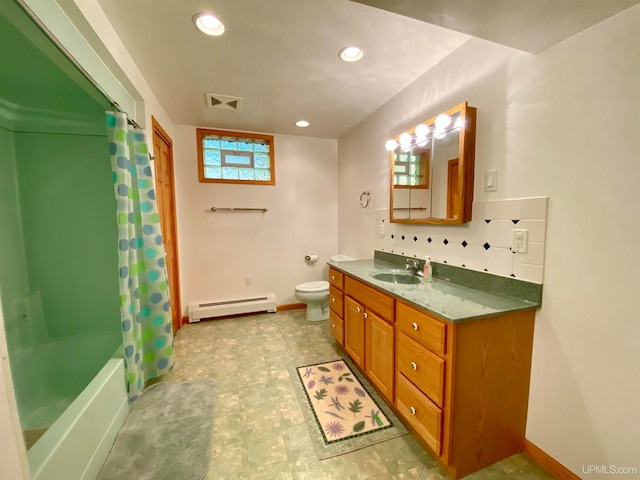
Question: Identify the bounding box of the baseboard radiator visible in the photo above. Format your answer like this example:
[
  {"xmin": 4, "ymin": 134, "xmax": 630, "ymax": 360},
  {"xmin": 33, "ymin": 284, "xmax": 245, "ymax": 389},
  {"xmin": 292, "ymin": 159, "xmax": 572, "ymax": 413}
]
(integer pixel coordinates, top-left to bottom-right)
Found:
[{"xmin": 188, "ymin": 294, "xmax": 277, "ymax": 322}]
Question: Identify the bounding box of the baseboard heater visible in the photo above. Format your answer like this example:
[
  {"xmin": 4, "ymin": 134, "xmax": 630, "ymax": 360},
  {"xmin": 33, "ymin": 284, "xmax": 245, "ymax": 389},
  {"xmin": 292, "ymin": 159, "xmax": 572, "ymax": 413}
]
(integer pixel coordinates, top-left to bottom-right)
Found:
[{"xmin": 188, "ymin": 294, "xmax": 277, "ymax": 322}]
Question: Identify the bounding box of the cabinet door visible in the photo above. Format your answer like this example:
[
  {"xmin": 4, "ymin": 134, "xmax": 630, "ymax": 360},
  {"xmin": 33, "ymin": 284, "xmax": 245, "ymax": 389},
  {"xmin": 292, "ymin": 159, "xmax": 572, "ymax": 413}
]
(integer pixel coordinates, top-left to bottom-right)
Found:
[
  {"xmin": 365, "ymin": 311, "xmax": 395, "ymax": 402},
  {"xmin": 344, "ymin": 296, "xmax": 365, "ymax": 368}
]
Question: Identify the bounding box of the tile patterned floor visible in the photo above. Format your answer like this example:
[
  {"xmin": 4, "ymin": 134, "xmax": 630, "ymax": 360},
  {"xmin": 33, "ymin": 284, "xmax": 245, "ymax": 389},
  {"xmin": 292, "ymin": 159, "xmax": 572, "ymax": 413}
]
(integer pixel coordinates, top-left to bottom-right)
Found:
[{"xmin": 158, "ymin": 309, "xmax": 555, "ymax": 480}]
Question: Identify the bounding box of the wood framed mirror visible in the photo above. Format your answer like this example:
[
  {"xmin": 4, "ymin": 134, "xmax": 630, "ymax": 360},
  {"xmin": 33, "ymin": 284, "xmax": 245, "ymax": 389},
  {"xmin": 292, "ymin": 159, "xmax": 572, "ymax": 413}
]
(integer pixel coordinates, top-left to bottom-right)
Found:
[{"xmin": 389, "ymin": 101, "xmax": 477, "ymax": 224}]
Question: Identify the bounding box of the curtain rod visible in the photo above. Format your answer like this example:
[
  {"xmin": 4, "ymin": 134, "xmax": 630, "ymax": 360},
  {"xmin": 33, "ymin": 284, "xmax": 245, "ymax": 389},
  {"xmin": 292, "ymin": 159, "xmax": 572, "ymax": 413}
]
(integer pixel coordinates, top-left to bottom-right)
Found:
[{"xmin": 15, "ymin": 0, "xmax": 142, "ymax": 130}]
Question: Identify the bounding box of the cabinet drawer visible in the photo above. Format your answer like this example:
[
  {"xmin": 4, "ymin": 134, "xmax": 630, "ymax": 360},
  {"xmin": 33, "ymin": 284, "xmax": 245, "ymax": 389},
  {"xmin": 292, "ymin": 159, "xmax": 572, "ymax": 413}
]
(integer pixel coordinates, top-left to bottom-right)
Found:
[
  {"xmin": 396, "ymin": 373, "xmax": 442, "ymax": 456},
  {"xmin": 329, "ymin": 268, "xmax": 344, "ymax": 290},
  {"xmin": 396, "ymin": 302, "xmax": 446, "ymax": 355},
  {"xmin": 329, "ymin": 286, "xmax": 343, "ymax": 317},
  {"xmin": 329, "ymin": 310, "xmax": 344, "ymax": 345},
  {"xmin": 345, "ymin": 276, "xmax": 394, "ymax": 322},
  {"xmin": 397, "ymin": 331, "xmax": 445, "ymax": 407}
]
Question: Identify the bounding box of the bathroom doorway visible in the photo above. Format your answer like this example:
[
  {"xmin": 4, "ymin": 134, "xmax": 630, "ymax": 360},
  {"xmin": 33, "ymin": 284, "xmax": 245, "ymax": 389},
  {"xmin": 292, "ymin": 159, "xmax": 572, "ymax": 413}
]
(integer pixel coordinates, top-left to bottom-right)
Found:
[{"xmin": 151, "ymin": 117, "xmax": 182, "ymax": 333}]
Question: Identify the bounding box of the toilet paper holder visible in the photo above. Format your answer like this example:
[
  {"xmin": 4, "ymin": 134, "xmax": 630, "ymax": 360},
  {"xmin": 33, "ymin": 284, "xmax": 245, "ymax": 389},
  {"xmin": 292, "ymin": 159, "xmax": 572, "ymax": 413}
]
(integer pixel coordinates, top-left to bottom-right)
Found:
[{"xmin": 305, "ymin": 254, "xmax": 319, "ymax": 263}]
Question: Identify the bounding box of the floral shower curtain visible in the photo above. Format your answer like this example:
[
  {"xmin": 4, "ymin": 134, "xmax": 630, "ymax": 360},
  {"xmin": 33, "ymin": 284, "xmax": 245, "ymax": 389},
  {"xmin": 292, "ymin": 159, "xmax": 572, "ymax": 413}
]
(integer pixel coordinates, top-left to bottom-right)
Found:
[{"xmin": 106, "ymin": 111, "xmax": 174, "ymax": 401}]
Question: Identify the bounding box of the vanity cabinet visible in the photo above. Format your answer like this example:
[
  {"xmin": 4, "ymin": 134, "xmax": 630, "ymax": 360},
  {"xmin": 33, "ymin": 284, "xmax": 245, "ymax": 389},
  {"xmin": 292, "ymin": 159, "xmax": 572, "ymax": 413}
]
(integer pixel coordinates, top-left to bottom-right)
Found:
[
  {"xmin": 328, "ymin": 268, "xmax": 344, "ymax": 345},
  {"xmin": 344, "ymin": 276, "xmax": 395, "ymax": 402},
  {"xmin": 328, "ymin": 267, "xmax": 536, "ymax": 480},
  {"xmin": 395, "ymin": 301, "xmax": 535, "ymax": 480}
]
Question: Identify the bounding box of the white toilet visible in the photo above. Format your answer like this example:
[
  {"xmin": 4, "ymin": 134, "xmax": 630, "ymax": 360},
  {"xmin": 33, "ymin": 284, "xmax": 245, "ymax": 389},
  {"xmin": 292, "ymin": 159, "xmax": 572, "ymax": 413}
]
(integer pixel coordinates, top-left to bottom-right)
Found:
[{"xmin": 295, "ymin": 255, "xmax": 354, "ymax": 321}]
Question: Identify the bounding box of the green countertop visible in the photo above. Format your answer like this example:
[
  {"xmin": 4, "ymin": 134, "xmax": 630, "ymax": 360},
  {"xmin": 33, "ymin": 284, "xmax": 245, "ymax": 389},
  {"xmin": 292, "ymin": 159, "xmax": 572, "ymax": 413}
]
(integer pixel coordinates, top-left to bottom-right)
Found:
[{"xmin": 328, "ymin": 252, "xmax": 541, "ymax": 323}]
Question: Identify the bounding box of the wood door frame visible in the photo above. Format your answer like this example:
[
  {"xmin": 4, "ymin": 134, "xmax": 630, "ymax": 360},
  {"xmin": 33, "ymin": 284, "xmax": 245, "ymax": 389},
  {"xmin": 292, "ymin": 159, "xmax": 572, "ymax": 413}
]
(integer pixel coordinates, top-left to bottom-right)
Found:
[
  {"xmin": 151, "ymin": 116, "xmax": 182, "ymax": 331},
  {"xmin": 446, "ymin": 158, "xmax": 460, "ymax": 219}
]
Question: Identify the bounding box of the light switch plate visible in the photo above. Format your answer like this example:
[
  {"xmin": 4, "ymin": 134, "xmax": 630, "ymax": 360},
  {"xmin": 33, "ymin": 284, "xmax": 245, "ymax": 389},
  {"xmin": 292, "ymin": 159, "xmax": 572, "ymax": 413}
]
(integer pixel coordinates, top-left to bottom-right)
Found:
[{"xmin": 484, "ymin": 169, "xmax": 498, "ymax": 192}]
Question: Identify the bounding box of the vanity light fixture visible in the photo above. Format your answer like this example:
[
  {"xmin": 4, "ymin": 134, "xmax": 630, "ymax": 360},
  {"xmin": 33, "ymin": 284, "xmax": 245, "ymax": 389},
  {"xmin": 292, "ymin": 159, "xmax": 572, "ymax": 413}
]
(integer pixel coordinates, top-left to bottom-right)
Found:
[
  {"xmin": 385, "ymin": 116, "xmax": 463, "ymax": 152},
  {"xmin": 296, "ymin": 120, "xmax": 310, "ymax": 127},
  {"xmin": 193, "ymin": 13, "xmax": 226, "ymax": 36},
  {"xmin": 338, "ymin": 46, "xmax": 364, "ymax": 62},
  {"xmin": 385, "ymin": 139, "xmax": 398, "ymax": 151}
]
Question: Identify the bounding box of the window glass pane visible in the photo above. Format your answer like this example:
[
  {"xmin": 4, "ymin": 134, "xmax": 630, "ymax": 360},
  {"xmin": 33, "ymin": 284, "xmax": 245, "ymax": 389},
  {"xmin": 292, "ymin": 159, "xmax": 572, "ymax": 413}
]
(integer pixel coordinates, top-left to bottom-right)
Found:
[
  {"xmin": 204, "ymin": 149, "xmax": 221, "ymax": 166},
  {"xmin": 255, "ymin": 169, "xmax": 271, "ymax": 181},
  {"xmin": 397, "ymin": 175, "xmax": 409, "ymax": 185},
  {"xmin": 254, "ymin": 153, "xmax": 270, "ymax": 168},
  {"xmin": 204, "ymin": 166, "xmax": 222, "ymax": 179},
  {"xmin": 223, "ymin": 153, "xmax": 252, "ymax": 166},
  {"xmin": 237, "ymin": 141, "xmax": 253, "ymax": 152},
  {"xmin": 203, "ymin": 138, "xmax": 220, "ymax": 149},
  {"xmin": 221, "ymin": 140, "xmax": 237, "ymax": 150},
  {"xmin": 222, "ymin": 167, "xmax": 238, "ymax": 179},
  {"xmin": 198, "ymin": 129, "xmax": 274, "ymax": 184},
  {"xmin": 238, "ymin": 168, "xmax": 255, "ymax": 180},
  {"xmin": 394, "ymin": 165, "xmax": 407, "ymax": 173}
]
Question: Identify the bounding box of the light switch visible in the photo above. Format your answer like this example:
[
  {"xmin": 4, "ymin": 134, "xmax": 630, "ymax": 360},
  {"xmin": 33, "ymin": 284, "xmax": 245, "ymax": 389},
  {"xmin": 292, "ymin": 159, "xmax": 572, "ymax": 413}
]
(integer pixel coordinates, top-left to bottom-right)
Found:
[
  {"xmin": 484, "ymin": 169, "xmax": 498, "ymax": 192},
  {"xmin": 378, "ymin": 224, "xmax": 385, "ymax": 238}
]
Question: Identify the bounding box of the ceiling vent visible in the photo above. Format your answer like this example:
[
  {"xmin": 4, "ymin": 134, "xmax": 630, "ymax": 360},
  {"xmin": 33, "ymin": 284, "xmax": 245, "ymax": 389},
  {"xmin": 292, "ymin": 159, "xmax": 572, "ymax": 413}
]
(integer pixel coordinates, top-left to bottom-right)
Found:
[{"xmin": 205, "ymin": 93, "xmax": 243, "ymax": 111}]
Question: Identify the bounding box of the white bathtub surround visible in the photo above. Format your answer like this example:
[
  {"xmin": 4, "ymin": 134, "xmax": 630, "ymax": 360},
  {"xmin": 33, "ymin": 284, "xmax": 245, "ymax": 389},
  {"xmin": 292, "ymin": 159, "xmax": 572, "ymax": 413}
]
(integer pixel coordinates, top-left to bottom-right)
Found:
[
  {"xmin": 375, "ymin": 197, "xmax": 548, "ymax": 283},
  {"xmin": 27, "ymin": 359, "xmax": 129, "ymax": 480}
]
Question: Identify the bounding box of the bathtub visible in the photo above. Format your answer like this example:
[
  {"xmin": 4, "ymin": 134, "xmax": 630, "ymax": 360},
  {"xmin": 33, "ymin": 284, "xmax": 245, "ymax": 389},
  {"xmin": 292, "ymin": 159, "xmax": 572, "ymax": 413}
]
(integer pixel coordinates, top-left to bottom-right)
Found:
[{"xmin": 10, "ymin": 334, "xmax": 129, "ymax": 480}]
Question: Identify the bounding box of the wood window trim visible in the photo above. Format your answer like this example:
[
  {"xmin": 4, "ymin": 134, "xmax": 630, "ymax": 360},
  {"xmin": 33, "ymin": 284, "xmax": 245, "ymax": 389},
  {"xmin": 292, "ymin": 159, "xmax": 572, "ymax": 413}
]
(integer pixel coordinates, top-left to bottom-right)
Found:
[{"xmin": 197, "ymin": 128, "xmax": 276, "ymax": 185}]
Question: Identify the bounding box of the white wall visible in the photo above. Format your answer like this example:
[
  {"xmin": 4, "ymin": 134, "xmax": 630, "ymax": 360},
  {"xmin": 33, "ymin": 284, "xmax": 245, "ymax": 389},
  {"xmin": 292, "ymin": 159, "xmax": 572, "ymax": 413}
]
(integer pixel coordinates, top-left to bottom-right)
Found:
[
  {"xmin": 338, "ymin": 5, "xmax": 640, "ymax": 477},
  {"xmin": 174, "ymin": 126, "xmax": 338, "ymax": 311}
]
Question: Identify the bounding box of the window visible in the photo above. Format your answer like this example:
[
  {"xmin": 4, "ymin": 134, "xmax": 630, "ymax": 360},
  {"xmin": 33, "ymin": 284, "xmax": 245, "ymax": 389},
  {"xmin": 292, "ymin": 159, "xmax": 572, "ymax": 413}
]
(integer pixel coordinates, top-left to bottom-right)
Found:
[{"xmin": 197, "ymin": 129, "xmax": 275, "ymax": 185}]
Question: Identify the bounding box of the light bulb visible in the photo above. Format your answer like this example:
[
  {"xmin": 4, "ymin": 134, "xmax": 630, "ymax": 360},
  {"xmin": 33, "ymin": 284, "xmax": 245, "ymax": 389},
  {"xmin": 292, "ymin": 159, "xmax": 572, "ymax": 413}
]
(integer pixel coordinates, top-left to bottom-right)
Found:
[
  {"xmin": 435, "ymin": 113, "xmax": 451, "ymax": 129},
  {"xmin": 399, "ymin": 132, "xmax": 412, "ymax": 147},
  {"xmin": 296, "ymin": 120, "xmax": 310, "ymax": 127},
  {"xmin": 193, "ymin": 13, "xmax": 225, "ymax": 36},
  {"xmin": 414, "ymin": 123, "xmax": 429, "ymax": 138},
  {"xmin": 385, "ymin": 139, "xmax": 398, "ymax": 151},
  {"xmin": 339, "ymin": 46, "xmax": 364, "ymax": 62}
]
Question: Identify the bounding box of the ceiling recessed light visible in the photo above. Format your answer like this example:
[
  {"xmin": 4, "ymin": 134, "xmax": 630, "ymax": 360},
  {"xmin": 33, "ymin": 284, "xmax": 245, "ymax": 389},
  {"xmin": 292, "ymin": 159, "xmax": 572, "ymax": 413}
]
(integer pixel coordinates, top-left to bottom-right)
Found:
[
  {"xmin": 193, "ymin": 13, "xmax": 225, "ymax": 36},
  {"xmin": 296, "ymin": 120, "xmax": 310, "ymax": 127},
  {"xmin": 338, "ymin": 46, "xmax": 364, "ymax": 63}
]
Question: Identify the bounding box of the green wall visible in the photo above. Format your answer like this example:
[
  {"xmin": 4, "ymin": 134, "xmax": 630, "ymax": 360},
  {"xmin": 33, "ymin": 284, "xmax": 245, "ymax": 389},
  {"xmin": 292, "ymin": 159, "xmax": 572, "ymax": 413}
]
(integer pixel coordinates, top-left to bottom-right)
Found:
[
  {"xmin": 1, "ymin": 0, "xmax": 121, "ymax": 344},
  {"xmin": 14, "ymin": 131, "xmax": 120, "ymax": 338}
]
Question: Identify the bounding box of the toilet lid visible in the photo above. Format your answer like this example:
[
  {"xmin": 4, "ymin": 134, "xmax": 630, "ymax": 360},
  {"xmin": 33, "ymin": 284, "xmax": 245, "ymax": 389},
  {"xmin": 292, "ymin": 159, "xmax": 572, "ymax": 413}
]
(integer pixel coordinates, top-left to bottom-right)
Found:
[{"xmin": 296, "ymin": 281, "xmax": 329, "ymax": 293}]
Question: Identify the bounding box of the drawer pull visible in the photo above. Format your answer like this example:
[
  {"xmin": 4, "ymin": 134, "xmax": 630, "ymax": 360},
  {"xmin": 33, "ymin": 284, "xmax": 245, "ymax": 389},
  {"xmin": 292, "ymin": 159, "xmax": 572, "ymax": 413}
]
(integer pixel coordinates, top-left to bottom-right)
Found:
[
  {"xmin": 410, "ymin": 406, "xmax": 417, "ymax": 415},
  {"xmin": 331, "ymin": 297, "xmax": 335, "ymax": 303},
  {"xmin": 412, "ymin": 322, "xmax": 419, "ymax": 331},
  {"xmin": 331, "ymin": 323, "xmax": 336, "ymax": 329},
  {"xmin": 356, "ymin": 307, "xmax": 361, "ymax": 313},
  {"xmin": 331, "ymin": 275, "xmax": 335, "ymax": 280},
  {"xmin": 364, "ymin": 312, "xmax": 368, "ymax": 319},
  {"xmin": 411, "ymin": 362, "xmax": 417, "ymax": 370}
]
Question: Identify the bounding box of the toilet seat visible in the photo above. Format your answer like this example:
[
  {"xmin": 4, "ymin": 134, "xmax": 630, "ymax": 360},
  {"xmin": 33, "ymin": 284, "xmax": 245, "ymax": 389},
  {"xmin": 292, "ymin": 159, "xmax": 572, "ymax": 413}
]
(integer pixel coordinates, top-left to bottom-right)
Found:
[{"xmin": 295, "ymin": 281, "xmax": 329, "ymax": 293}]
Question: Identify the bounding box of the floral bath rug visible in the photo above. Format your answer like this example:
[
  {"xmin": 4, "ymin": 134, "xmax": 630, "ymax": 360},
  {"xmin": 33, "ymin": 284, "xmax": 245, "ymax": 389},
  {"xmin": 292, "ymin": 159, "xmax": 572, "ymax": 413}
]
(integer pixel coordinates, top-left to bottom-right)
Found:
[{"xmin": 289, "ymin": 358, "xmax": 408, "ymax": 459}]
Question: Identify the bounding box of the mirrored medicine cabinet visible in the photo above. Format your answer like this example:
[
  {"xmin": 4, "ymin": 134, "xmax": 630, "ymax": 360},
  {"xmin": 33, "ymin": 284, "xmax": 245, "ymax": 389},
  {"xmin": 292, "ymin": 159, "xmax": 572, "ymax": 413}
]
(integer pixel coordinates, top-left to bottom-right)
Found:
[{"xmin": 388, "ymin": 101, "xmax": 477, "ymax": 224}]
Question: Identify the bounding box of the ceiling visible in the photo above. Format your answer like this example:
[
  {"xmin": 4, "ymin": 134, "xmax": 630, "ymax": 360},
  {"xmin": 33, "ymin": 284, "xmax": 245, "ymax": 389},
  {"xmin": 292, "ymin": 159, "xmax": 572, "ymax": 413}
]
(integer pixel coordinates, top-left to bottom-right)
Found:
[{"xmin": 91, "ymin": 0, "xmax": 638, "ymax": 139}]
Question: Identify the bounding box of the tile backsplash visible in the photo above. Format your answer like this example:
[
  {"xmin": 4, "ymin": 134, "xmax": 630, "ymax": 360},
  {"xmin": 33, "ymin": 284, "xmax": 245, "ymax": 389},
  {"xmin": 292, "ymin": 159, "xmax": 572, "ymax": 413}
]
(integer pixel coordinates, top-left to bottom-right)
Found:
[{"xmin": 375, "ymin": 197, "xmax": 548, "ymax": 284}]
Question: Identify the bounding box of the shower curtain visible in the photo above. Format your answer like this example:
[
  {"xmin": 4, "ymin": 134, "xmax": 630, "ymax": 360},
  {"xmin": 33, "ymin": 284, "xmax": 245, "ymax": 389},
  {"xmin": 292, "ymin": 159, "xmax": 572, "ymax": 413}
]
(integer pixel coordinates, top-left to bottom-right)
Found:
[{"xmin": 106, "ymin": 111, "xmax": 174, "ymax": 401}]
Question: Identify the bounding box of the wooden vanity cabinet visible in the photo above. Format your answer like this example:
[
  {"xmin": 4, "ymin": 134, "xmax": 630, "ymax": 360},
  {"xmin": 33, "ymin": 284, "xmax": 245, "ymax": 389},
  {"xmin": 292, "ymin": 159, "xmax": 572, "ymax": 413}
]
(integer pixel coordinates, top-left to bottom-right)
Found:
[
  {"xmin": 329, "ymin": 269, "xmax": 536, "ymax": 479},
  {"xmin": 344, "ymin": 276, "xmax": 395, "ymax": 403},
  {"xmin": 328, "ymin": 268, "xmax": 345, "ymax": 345},
  {"xmin": 395, "ymin": 301, "xmax": 536, "ymax": 480}
]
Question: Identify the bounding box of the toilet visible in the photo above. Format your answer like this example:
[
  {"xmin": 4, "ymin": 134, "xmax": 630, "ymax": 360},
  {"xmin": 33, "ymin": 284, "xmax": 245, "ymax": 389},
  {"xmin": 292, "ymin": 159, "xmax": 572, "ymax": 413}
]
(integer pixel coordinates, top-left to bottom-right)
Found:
[{"xmin": 295, "ymin": 255, "xmax": 354, "ymax": 321}]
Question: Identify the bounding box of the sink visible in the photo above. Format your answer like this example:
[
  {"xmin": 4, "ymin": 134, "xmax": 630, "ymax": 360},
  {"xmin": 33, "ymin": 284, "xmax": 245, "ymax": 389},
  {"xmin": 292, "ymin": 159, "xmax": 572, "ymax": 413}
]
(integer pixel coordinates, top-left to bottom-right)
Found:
[{"xmin": 372, "ymin": 271, "xmax": 422, "ymax": 285}]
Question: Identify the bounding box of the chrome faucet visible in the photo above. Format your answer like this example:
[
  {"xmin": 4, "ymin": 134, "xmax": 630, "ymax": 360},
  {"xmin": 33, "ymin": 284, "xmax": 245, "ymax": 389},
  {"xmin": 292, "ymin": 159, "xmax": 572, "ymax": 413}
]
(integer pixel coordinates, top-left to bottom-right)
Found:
[{"xmin": 404, "ymin": 258, "xmax": 424, "ymax": 277}]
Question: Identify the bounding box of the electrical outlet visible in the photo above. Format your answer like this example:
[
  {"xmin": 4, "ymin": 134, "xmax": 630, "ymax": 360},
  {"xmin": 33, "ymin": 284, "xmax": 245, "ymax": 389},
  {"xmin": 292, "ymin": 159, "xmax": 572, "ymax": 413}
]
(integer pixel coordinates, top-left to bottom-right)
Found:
[
  {"xmin": 512, "ymin": 229, "xmax": 528, "ymax": 253},
  {"xmin": 244, "ymin": 275, "xmax": 252, "ymax": 287}
]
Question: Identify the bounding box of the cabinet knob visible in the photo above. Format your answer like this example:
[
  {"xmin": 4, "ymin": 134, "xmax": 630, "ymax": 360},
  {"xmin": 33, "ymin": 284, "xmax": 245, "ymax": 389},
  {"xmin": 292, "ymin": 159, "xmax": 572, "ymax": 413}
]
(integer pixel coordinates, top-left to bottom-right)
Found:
[
  {"xmin": 331, "ymin": 297, "xmax": 335, "ymax": 303},
  {"xmin": 356, "ymin": 307, "xmax": 361, "ymax": 313},
  {"xmin": 331, "ymin": 323, "xmax": 336, "ymax": 329},
  {"xmin": 364, "ymin": 312, "xmax": 368, "ymax": 319},
  {"xmin": 412, "ymin": 322, "xmax": 419, "ymax": 331},
  {"xmin": 331, "ymin": 275, "xmax": 335, "ymax": 280},
  {"xmin": 410, "ymin": 407, "xmax": 417, "ymax": 415},
  {"xmin": 411, "ymin": 362, "xmax": 417, "ymax": 370}
]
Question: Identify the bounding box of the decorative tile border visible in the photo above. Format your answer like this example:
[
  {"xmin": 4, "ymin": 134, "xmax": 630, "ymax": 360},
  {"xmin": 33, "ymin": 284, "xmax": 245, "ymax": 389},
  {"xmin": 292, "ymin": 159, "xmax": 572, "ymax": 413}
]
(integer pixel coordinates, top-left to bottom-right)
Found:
[{"xmin": 375, "ymin": 197, "xmax": 548, "ymax": 284}]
